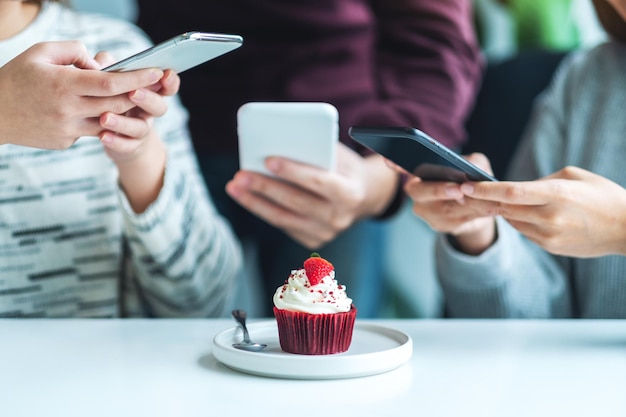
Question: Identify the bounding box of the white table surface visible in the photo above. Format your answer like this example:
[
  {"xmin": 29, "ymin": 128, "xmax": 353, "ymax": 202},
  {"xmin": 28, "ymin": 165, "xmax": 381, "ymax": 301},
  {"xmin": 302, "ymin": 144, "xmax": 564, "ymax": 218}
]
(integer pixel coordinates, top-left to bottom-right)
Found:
[{"xmin": 1, "ymin": 319, "xmax": 626, "ymax": 417}]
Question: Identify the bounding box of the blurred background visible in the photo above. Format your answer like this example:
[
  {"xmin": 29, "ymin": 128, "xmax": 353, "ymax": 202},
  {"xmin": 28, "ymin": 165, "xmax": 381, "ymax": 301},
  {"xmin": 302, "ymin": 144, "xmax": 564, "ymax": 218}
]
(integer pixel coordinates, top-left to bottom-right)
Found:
[
  {"xmin": 69, "ymin": 0, "xmax": 607, "ymax": 318},
  {"xmin": 69, "ymin": 0, "xmax": 137, "ymax": 21}
]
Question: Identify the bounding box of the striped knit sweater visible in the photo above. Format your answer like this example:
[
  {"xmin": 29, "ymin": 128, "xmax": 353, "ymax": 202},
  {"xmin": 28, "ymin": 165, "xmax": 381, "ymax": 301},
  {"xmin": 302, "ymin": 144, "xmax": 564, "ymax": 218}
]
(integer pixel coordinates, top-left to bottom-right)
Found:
[
  {"xmin": 0, "ymin": 2, "xmax": 242, "ymax": 318},
  {"xmin": 436, "ymin": 41, "xmax": 626, "ymax": 318}
]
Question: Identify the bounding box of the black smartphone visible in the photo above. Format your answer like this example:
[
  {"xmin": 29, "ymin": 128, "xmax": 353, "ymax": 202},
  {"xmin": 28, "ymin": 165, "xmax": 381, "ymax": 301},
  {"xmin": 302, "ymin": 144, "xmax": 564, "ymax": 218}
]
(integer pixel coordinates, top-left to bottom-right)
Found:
[
  {"xmin": 348, "ymin": 126, "xmax": 497, "ymax": 182},
  {"xmin": 103, "ymin": 31, "xmax": 243, "ymax": 74}
]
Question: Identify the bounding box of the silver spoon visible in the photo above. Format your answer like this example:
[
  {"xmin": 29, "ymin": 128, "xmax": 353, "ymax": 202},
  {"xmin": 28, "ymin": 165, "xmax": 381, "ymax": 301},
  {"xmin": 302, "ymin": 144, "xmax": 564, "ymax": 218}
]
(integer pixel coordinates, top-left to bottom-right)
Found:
[{"xmin": 231, "ymin": 309, "xmax": 267, "ymax": 352}]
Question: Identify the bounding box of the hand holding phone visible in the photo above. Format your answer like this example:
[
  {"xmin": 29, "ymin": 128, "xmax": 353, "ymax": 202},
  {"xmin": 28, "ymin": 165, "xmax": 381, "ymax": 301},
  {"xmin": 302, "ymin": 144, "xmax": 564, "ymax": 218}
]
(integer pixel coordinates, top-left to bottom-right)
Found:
[
  {"xmin": 103, "ymin": 31, "xmax": 243, "ymax": 74},
  {"xmin": 348, "ymin": 126, "xmax": 496, "ymax": 182},
  {"xmin": 237, "ymin": 102, "xmax": 338, "ymax": 176}
]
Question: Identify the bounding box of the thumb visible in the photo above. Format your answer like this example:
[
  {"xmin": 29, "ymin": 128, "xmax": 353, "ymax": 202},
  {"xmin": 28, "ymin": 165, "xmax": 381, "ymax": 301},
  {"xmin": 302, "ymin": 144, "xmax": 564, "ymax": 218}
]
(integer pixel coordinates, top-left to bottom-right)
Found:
[
  {"xmin": 464, "ymin": 152, "xmax": 494, "ymax": 176},
  {"xmin": 94, "ymin": 51, "xmax": 116, "ymax": 68},
  {"xmin": 36, "ymin": 40, "xmax": 101, "ymax": 69}
]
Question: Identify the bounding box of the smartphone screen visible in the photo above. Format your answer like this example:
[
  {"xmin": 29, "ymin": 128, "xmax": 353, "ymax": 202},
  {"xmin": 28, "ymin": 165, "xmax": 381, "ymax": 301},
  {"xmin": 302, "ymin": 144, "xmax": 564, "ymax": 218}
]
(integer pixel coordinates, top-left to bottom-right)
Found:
[{"xmin": 349, "ymin": 126, "xmax": 497, "ymax": 182}]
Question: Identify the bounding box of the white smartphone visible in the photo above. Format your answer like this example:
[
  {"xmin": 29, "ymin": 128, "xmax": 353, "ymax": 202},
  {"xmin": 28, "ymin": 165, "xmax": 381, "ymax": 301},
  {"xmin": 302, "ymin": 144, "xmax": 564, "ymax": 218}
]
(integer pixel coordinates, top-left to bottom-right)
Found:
[
  {"xmin": 237, "ymin": 102, "xmax": 339, "ymax": 176},
  {"xmin": 103, "ymin": 31, "xmax": 243, "ymax": 73}
]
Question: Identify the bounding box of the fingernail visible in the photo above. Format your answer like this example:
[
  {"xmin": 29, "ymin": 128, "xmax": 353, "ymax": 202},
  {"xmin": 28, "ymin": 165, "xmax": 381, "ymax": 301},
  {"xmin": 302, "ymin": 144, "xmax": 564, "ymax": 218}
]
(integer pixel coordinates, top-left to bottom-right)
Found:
[
  {"xmin": 101, "ymin": 134, "xmax": 114, "ymax": 144},
  {"xmin": 131, "ymin": 89, "xmax": 145, "ymax": 100},
  {"xmin": 225, "ymin": 182, "xmax": 240, "ymax": 198},
  {"xmin": 445, "ymin": 185, "xmax": 463, "ymax": 199},
  {"xmin": 102, "ymin": 115, "xmax": 116, "ymax": 128},
  {"xmin": 266, "ymin": 157, "xmax": 281, "ymax": 172},
  {"xmin": 149, "ymin": 69, "xmax": 163, "ymax": 82},
  {"xmin": 234, "ymin": 173, "xmax": 251, "ymax": 188},
  {"xmin": 461, "ymin": 183, "xmax": 474, "ymax": 195}
]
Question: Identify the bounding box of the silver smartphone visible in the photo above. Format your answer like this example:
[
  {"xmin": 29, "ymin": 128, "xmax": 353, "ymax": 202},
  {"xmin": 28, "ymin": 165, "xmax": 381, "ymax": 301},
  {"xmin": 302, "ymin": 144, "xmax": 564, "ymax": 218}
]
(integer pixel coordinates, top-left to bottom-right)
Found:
[
  {"xmin": 103, "ymin": 31, "xmax": 243, "ymax": 73},
  {"xmin": 349, "ymin": 126, "xmax": 497, "ymax": 182}
]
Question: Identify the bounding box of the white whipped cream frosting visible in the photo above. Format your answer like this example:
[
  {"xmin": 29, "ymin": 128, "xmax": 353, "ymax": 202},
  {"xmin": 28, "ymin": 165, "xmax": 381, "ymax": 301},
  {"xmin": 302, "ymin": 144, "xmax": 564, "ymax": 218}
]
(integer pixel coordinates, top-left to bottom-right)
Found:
[{"xmin": 273, "ymin": 268, "xmax": 353, "ymax": 314}]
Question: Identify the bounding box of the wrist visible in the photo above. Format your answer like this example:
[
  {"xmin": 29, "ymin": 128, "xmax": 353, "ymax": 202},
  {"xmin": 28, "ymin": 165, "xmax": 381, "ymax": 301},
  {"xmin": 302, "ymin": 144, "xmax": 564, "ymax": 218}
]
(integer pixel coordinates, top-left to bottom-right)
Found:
[
  {"xmin": 612, "ymin": 196, "xmax": 626, "ymax": 256},
  {"xmin": 449, "ymin": 220, "xmax": 498, "ymax": 256},
  {"xmin": 374, "ymin": 172, "xmax": 405, "ymax": 220},
  {"xmin": 362, "ymin": 154, "xmax": 400, "ymax": 218},
  {"xmin": 116, "ymin": 133, "xmax": 167, "ymax": 213},
  {"xmin": 618, "ymin": 228, "xmax": 626, "ymax": 257}
]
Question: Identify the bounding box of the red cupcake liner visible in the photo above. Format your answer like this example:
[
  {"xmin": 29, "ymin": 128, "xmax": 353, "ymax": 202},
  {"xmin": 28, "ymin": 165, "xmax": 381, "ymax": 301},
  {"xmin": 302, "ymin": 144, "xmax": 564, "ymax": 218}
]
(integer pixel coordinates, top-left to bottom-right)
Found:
[{"xmin": 273, "ymin": 306, "xmax": 357, "ymax": 355}]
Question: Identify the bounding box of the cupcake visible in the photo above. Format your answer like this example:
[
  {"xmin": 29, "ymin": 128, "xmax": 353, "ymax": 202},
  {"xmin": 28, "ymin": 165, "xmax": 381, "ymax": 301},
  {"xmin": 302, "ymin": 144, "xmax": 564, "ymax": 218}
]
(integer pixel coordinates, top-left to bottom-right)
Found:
[{"xmin": 273, "ymin": 253, "xmax": 357, "ymax": 355}]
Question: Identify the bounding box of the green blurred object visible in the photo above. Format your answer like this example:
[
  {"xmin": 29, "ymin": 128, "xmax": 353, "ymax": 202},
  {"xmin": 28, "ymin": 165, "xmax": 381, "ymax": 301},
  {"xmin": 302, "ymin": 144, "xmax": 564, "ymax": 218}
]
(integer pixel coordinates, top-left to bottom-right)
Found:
[{"xmin": 510, "ymin": 0, "xmax": 580, "ymax": 50}]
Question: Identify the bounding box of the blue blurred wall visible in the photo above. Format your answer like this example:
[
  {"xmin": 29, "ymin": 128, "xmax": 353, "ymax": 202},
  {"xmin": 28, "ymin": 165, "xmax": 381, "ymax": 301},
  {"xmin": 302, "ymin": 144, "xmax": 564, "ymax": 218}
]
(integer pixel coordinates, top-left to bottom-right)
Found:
[{"xmin": 70, "ymin": 0, "xmax": 137, "ymax": 21}]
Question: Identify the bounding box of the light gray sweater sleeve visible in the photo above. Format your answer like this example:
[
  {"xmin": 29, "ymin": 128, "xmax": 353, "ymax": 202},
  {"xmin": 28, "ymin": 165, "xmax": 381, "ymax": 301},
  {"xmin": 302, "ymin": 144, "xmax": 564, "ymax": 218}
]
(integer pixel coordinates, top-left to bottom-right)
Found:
[
  {"xmin": 118, "ymin": 97, "xmax": 243, "ymax": 318},
  {"xmin": 436, "ymin": 217, "xmax": 571, "ymax": 317},
  {"xmin": 435, "ymin": 52, "xmax": 584, "ymax": 318}
]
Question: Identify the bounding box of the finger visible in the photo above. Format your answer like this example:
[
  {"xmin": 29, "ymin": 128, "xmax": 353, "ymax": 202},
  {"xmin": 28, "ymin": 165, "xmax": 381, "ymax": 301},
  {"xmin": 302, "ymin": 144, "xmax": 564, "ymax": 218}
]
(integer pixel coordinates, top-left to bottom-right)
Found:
[
  {"xmin": 460, "ymin": 180, "xmax": 553, "ymax": 205},
  {"xmin": 76, "ymin": 117, "xmax": 107, "ymax": 137},
  {"xmin": 285, "ymin": 228, "xmax": 330, "ymax": 250},
  {"xmin": 100, "ymin": 112, "xmax": 152, "ymax": 139},
  {"xmin": 412, "ymin": 198, "xmax": 497, "ymax": 227},
  {"xmin": 264, "ymin": 157, "xmax": 337, "ymax": 199},
  {"xmin": 71, "ymin": 66, "xmax": 163, "ymax": 97},
  {"xmin": 404, "ymin": 178, "xmax": 465, "ymax": 203},
  {"xmin": 34, "ymin": 41, "xmax": 100, "ymax": 69},
  {"xmin": 99, "ymin": 132, "xmax": 143, "ymax": 153},
  {"xmin": 93, "ymin": 51, "xmax": 116, "ymax": 68},
  {"xmin": 464, "ymin": 152, "xmax": 494, "ymax": 174},
  {"xmin": 493, "ymin": 202, "xmax": 548, "ymax": 224},
  {"xmin": 81, "ymin": 95, "xmax": 137, "ymax": 118},
  {"xmin": 506, "ymin": 218, "xmax": 549, "ymax": 247},
  {"xmin": 411, "ymin": 202, "xmax": 469, "ymax": 233},
  {"xmin": 228, "ymin": 171, "xmax": 329, "ymax": 217},
  {"xmin": 145, "ymin": 70, "xmax": 180, "ymax": 95},
  {"xmin": 384, "ymin": 158, "xmax": 411, "ymax": 176},
  {"xmin": 226, "ymin": 179, "xmax": 318, "ymax": 232},
  {"xmin": 129, "ymin": 88, "xmax": 168, "ymax": 118},
  {"xmin": 158, "ymin": 70, "xmax": 181, "ymax": 96}
]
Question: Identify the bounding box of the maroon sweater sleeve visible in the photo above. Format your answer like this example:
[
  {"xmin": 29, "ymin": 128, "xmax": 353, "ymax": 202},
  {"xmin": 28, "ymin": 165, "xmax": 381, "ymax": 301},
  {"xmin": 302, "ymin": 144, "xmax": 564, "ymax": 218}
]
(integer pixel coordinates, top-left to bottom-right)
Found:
[{"xmin": 352, "ymin": 0, "xmax": 484, "ymax": 149}]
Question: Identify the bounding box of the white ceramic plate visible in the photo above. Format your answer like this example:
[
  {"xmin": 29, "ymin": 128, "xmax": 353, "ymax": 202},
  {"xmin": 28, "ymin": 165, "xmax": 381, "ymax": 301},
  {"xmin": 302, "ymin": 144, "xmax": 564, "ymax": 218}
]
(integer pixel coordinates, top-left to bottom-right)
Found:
[{"xmin": 212, "ymin": 321, "xmax": 412, "ymax": 379}]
